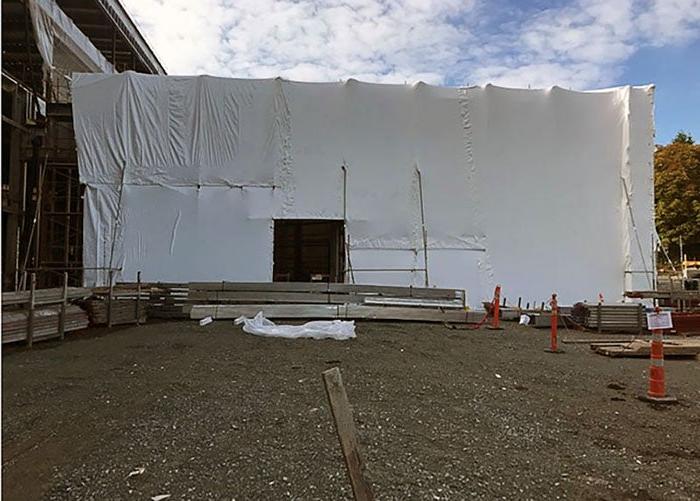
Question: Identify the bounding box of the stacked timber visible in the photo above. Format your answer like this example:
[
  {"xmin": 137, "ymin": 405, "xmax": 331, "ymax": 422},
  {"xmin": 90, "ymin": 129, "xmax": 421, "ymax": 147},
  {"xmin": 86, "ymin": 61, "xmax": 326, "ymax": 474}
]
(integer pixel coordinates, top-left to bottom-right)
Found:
[
  {"xmin": 187, "ymin": 282, "xmax": 475, "ymax": 323},
  {"xmin": 88, "ymin": 283, "xmax": 149, "ymax": 326},
  {"xmin": 583, "ymin": 303, "xmax": 646, "ymax": 333},
  {"xmin": 85, "ymin": 298, "xmax": 148, "ymax": 325},
  {"xmin": 2, "ymin": 305, "xmax": 88, "ymax": 344},
  {"xmin": 147, "ymin": 283, "xmax": 189, "ymax": 319},
  {"xmin": 2, "ymin": 287, "xmax": 91, "ymax": 306},
  {"xmin": 1, "ymin": 286, "xmax": 91, "ymax": 344}
]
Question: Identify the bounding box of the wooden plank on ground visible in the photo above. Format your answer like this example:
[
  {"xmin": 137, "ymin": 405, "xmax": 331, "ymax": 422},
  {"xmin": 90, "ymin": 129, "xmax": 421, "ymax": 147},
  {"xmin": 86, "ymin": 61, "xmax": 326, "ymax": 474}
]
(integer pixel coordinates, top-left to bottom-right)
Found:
[
  {"xmin": 328, "ymin": 283, "xmax": 459, "ymax": 300},
  {"xmin": 190, "ymin": 304, "xmax": 341, "ymax": 320},
  {"xmin": 591, "ymin": 339, "xmax": 700, "ymax": 358},
  {"xmin": 322, "ymin": 368, "xmax": 374, "ymax": 501},
  {"xmin": 190, "ymin": 282, "xmax": 330, "ymax": 293},
  {"xmin": 562, "ymin": 337, "xmax": 637, "ymax": 344},
  {"xmin": 187, "ymin": 281, "xmax": 462, "ymax": 301},
  {"xmin": 343, "ymin": 304, "xmax": 469, "ymax": 322},
  {"xmin": 189, "ymin": 303, "xmax": 472, "ymax": 323},
  {"xmin": 187, "ymin": 290, "xmax": 362, "ymax": 304}
]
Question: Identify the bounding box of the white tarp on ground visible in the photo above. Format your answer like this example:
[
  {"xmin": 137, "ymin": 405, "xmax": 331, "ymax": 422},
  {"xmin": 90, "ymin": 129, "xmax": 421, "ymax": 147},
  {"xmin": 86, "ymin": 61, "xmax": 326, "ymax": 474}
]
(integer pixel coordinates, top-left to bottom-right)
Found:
[
  {"xmin": 234, "ymin": 312, "xmax": 356, "ymax": 340},
  {"xmin": 72, "ymin": 72, "xmax": 655, "ymax": 305}
]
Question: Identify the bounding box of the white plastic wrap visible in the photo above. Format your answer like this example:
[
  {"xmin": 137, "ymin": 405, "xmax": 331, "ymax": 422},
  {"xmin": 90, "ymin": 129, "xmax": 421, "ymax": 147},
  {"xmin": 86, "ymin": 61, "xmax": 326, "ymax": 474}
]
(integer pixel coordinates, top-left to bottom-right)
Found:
[
  {"xmin": 73, "ymin": 73, "xmax": 655, "ymax": 305},
  {"xmin": 28, "ymin": 0, "xmax": 114, "ymax": 73},
  {"xmin": 234, "ymin": 312, "xmax": 356, "ymax": 340}
]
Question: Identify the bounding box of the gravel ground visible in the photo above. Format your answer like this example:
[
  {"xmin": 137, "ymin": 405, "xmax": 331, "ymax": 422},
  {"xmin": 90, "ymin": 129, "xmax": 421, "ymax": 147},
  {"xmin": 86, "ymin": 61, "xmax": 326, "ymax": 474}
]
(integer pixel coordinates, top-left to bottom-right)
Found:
[{"xmin": 2, "ymin": 319, "xmax": 700, "ymax": 500}]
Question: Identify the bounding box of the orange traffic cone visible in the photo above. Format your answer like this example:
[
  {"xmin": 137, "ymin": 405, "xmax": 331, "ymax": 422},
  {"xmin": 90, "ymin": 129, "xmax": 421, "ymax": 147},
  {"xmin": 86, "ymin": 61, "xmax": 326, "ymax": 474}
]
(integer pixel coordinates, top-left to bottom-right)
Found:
[{"xmin": 640, "ymin": 307, "xmax": 677, "ymax": 404}]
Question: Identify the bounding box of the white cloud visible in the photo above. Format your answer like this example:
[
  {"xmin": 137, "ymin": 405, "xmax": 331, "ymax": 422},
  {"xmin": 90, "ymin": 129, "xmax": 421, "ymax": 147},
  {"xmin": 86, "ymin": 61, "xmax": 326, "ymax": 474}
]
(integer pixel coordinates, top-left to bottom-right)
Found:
[
  {"xmin": 122, "ymin": 0, "xmax": 700, "ymax": 89},
  {"xmin": 475, "ymin": 0, "xmax": 700, "ymax": 89}
]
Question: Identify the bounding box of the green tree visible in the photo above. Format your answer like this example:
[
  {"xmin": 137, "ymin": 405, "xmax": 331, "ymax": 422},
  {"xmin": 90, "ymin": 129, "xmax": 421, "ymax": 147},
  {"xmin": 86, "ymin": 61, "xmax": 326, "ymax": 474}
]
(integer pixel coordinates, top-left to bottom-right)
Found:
[
  {"xmin": 655, "ymin": 132, "xmax": 700, "ymax": 259},
  {"xmin": 673, "ymin": 131, "xmax": 694, "ymax": 144}
]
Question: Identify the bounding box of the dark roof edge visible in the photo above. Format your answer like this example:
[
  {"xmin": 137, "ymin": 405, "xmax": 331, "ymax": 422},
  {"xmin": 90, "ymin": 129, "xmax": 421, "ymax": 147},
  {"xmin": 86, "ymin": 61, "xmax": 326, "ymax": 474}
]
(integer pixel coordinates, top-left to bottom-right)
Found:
[{"xmin": 96, "ymin": 0, "xmax": 166, "ymax": 74}]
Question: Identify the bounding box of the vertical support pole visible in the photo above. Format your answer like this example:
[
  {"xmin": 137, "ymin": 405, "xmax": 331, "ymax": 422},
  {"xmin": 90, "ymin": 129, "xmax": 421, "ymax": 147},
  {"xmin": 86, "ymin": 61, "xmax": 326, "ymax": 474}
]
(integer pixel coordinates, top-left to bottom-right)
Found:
[
  {"xmin": 545, "ymin": 293, "xmax": 564, "ymax": 353},
  {"xmin": 27, "ymin": 273, "xmax": 36, "ymax": 347},
  {"xmin": 64, "ymin": 168, "xmax": 72, "ymax": 270},
  {"xmin": 415, "ymin": 167, "xmax": 429, "ymax": 288},
  {"xmin": 597, "ymin": 302, "xmax": 602, "ymax": 333},
  {"xmin": 59, "ymin": 271, "xmax": 68, "ymax": 341},
  {"xmin": 637, "ymin": 303, "xmax": 643, "ymax": 335},
  {"xmin": 107, "ymin": 269, "xmax": 114, "ymax": 328},
  {"xmin": 487, "ymin": 285, "xmax": 503, "ymax": 330},
  {"xmin": 517, "ymin": 297, "xmax": 522, "ymax": 310},
  {"xmin": 341, "ymin": 164, "xmax": 355, "ymax": 284},
  {"xmin": 136, "ymin": 271, "xmax": 142, "ymax": 326},
  {"xmin": 322, "ymin": 368, "xmax": 374, "ymax": 501}
]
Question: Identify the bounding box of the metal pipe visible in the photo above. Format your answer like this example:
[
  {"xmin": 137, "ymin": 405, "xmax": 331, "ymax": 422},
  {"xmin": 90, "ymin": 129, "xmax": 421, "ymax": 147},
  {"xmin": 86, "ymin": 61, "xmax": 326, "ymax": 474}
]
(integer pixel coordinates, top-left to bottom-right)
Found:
[
  {"xmin": 341, "ymin": 164, "xmax": 355, "ymax": 284},
  {"xmin": 621, "ymin": 177, "xmax": 652, "ymax": 288},
  {"xmin": 415, "ymin": 166, "xmax": 429, "ymax": 287},
  {"xmin": 19, "ymin": 154, "xmax": 49, "ymax": 288}
]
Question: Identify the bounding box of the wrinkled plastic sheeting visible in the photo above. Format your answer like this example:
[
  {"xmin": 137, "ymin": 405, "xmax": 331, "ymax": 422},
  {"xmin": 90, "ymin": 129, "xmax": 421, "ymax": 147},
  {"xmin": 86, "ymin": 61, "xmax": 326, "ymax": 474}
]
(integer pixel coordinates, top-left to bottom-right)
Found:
[
  {"xmin": 73, "ymin": 73, "xmax": 655, "ymax": 305},
  {"xmin": 28, "ymin": 0, "xmax": 113, "ymax": 73},
  {"xmin": 234, "ymin": 312, "xmax": 356, "ymax": 340}
]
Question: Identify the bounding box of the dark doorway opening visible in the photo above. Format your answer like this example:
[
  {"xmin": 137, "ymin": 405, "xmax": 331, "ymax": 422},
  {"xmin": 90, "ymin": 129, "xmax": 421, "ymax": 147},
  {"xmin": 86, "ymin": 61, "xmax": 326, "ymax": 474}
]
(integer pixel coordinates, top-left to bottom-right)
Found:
[{"xmin": 273, "ymin": 219, "xmax": 345, "ymax": 282}]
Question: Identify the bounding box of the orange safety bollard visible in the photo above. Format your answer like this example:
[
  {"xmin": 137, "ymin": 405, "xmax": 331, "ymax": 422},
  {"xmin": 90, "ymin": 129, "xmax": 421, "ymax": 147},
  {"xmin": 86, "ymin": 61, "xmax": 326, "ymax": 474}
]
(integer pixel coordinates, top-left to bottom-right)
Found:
[
  {"xmin": 640, "ymin": 307, "xmax": 677, "ymax": 404},
  {"xmin": 545, "ymin": 293, "xmax": 564, "ymax": 353},
  {"xmin": 487, "ymin": 285, "xmax": 504, "ymax": 330}
]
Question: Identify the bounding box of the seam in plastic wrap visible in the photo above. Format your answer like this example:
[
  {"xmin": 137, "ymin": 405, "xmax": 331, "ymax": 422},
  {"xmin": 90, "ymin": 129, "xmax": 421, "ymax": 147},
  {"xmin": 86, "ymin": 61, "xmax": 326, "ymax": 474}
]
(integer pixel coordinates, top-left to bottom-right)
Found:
[
  {"xmin": 274, "ymin": 79, "xmax": 294, "ymax": 217},
  {"xmin": 619, "ymin": 86, "xmax": 637, "ymax": 295},
  {"xmin": 647, "ymin": 86, "xmax": 657, "ymax": 288},
  {"xmin": 459, "ymin": 87, "xmax": 495, "ymax": 299}
]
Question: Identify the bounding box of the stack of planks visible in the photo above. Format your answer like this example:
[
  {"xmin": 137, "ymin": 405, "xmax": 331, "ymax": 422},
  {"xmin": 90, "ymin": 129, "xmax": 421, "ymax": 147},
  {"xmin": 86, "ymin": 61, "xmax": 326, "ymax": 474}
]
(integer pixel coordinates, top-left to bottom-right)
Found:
[
  {"xmin": 147, "ymin": 283, "xmax": 189, "ymax": 319},
  {"xmin": 2, "ymin": 305, "xmax": 88, "ymax": 344},
  {"xmin": 186, "ymin": 282, "xmax": 475, "ymax": 323},
  {"xmin": 1, "ymin": 283, "xmax": 91, "ymax": 345},
  {"xmin": 2, "ymin": 287, "xmax": 92, "ymax": 307},
  {"xmin": 85, "ymin": 298, "xmax": 148, "ymax": 325},
  {"xmin": 591, "ymin": 339, "xmax": 700, "ymax": 358},
  {"xmin": 584, "ymin": 303, "xmax": 646, "ymax": 333},
  {"xmin": 88, "ymin": 283, "xmax": 149, "ymax": 326}
]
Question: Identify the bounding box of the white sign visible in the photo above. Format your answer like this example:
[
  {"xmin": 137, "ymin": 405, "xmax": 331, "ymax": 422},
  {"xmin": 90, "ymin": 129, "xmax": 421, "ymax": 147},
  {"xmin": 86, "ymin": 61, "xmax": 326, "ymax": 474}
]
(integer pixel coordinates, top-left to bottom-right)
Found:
[{"xmin": 646, "ymin": 311, "xmax": 673, "ymax": 330}]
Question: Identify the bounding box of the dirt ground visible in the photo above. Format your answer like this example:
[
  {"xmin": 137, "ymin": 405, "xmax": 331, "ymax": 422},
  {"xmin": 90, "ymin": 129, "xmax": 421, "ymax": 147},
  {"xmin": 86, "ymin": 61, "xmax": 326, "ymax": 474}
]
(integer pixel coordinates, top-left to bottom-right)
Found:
[{"xmin": 2, "ymin": 319, "xmax": 700, "ymax": 500}]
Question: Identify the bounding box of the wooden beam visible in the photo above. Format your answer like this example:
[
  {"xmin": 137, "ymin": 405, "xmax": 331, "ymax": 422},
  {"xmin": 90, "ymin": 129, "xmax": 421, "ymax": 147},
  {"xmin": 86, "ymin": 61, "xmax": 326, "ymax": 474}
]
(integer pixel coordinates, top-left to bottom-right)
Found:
[
  {"xmin": 190, "ymin": 303, "xmax": 472, "ymax": 323},
  {"xmin": 322, "ymin": 368, "xmax": 374, "ymax": 501}
]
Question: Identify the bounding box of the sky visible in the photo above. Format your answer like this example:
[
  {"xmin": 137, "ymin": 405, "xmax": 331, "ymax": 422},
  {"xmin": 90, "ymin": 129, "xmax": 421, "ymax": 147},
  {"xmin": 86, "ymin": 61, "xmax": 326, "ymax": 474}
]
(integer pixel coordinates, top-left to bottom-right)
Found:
[{"xmin": 121, "ymin": 0, "xmax": 700, "ymax": 144}]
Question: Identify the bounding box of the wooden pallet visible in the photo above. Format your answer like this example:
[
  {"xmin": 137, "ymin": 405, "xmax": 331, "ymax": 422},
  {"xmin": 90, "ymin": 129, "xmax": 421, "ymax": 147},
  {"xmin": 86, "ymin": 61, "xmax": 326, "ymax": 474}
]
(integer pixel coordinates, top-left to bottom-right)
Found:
[{"xmin": 591, "ymin": 339, "xmax": 700, "ymax": 358}]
